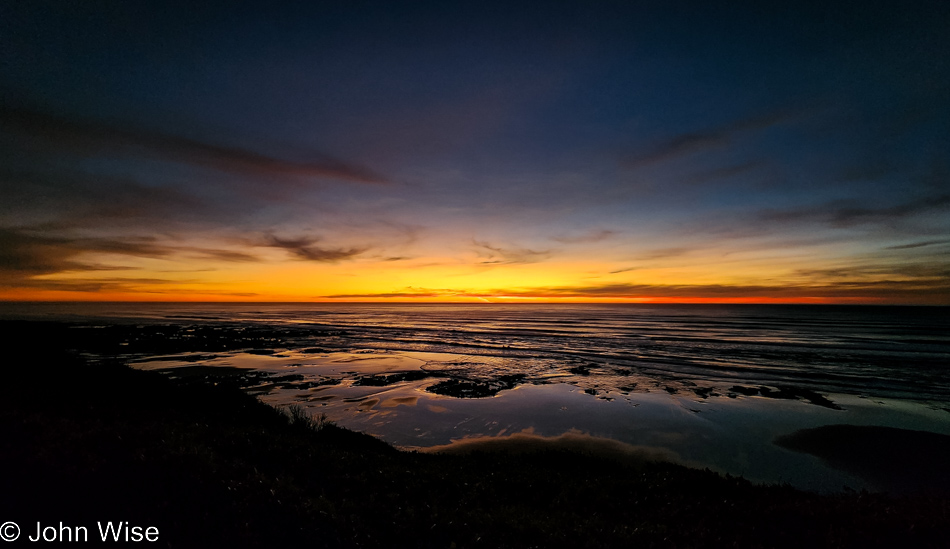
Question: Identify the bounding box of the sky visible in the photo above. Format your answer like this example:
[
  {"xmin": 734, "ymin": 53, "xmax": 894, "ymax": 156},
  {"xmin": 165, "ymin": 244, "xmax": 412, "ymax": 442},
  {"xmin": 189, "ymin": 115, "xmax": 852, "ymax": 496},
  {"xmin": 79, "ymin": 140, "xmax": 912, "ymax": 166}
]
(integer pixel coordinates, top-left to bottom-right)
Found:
[{"xmin": 1, "ymin": 1, "xmax": 948, "ymax": 303}]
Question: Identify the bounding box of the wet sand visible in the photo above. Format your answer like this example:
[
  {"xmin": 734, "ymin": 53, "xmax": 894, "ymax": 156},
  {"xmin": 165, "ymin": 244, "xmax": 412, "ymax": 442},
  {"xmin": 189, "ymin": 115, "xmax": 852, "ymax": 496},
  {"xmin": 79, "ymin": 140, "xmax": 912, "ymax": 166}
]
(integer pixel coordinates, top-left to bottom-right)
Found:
[
  {"xmin": 775, "ymin": 425, "xmax": 950, "ymax": 495},
  {"xmin": 3, "ymin": 320, "xmax": 950, "ymax": 547},
  {"xmin": 6, "ymin": 319, "xmax": 947, "ymax": 494},
  {"xmin": 421, "ymin": 429, "xmax": 682, "ymax": 464},
  {"xmin": 135, "ymin": 346, "xmax": 950, "ymax": 494}
]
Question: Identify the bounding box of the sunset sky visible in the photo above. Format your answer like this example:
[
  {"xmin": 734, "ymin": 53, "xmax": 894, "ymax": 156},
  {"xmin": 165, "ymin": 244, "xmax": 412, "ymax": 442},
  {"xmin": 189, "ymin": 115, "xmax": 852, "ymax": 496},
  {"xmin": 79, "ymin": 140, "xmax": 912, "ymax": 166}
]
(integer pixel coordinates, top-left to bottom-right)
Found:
[{"xmin": 1, "ymin": 1, "xmax": 948, "ymax": 303}]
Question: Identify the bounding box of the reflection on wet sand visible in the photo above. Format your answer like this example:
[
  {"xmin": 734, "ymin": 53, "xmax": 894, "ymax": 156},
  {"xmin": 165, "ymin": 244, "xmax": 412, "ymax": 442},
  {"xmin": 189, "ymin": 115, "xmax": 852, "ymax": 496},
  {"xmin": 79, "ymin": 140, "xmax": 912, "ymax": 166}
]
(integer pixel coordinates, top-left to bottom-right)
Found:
[
  {"xmin": 6, "ymin": 304, "xmax": 949, "ymax": 501},
  {"xmin": 381, "ymin": 396, "xmax": 419, "ymax": 407},
  {"xmin": 128, "ymin": 347, "xmax": 950, "ymax": 494},
  {"xmin": 422, "ymin": 428, "xmax": 682, "ymax": 466}
]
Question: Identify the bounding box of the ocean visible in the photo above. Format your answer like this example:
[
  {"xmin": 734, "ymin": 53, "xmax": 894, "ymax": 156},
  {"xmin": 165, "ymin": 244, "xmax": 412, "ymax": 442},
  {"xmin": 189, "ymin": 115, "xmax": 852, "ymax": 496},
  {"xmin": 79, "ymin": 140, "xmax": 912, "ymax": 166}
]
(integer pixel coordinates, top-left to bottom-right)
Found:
[{"xmin": 4, "ymin": 302, "xmax": 949, "ymax": 493}]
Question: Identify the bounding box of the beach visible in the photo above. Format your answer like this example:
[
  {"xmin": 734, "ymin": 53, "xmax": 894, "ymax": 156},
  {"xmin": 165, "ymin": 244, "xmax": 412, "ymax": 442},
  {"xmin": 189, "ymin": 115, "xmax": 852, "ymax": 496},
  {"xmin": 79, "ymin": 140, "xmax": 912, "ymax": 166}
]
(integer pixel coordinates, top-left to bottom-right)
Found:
[
  {"xmin": 5, "ymin": 303, "xmax": 948, "ymax": 493},
  {"xmin": 1, "ymin": 322, "xmax": 948, "ymax": 547},
  {"xmin": 2, "ymin": 308, "xmax": 950, "ymax": 547}
]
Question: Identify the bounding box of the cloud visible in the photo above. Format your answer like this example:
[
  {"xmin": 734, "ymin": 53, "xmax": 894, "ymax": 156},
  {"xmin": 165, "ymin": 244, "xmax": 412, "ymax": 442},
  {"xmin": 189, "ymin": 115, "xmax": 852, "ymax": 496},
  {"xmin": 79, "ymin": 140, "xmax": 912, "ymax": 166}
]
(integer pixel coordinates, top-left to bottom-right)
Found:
[
  {"xmin": 624, "ymin": 110, "xmax": 794, "ymax": 169},
  {"xmin": 324, "ymin": 279, "xmax": 950, "ymax": 303},
  {"xmin": 472, "ymin": 240, "xmax": 551, "ymax": 265},
  {"xmin": 757, "ymin": 194, "xmax": 950, "ymax": 229},
  {"xmin": 265, "ymin": 234, "xmax": 368, "ymax": 262},
  {"xmin": 0, "ymin": 275, "xmax": 260, "ymax": 296},
  {"xmin": 0, "ymin": 168, "xmax": 206, "ymax": 228},
  {"xmin": 884, "ymin": 239, "xmax": 950, "ymax": 250},
  {"xmin": 0, "ymin": 103, "xmax": 386, "ymax": 183},
  {"xmin": 325, "ymin": 287, "xmax": 467, "ymax": 299},
  {"xmin": 637, "ymin": 247, "xmax": 694, "ymax": 260},
  {"xmin": 0, "ymin": 104, "xmax": 393, "ymax": 263},
  {"xmin": 0, "ymin": 230, "xmax": 185, "ymax": 282},
  {"xmin": 793, "ymin": 262, "xmax": 950, "ymax": 281},
  {"xmin": 551, "ymin": 229, "xmax": 617, "ymax": 244},
  {"xmin": 78, "ymin": 236, "xmax": 172, "ymax": 258},
  {"xmin": 0, "ymin": 229, "xmax": 78, "ymax": 277},
  {"xmin": 0, "ymin": 277, "xmax": 193, "ymax": 293},
  {"xmin": 503, "ymin": 281, "xmax": 950, "ymax": 302},
  {"xmin": 0, "ymin": 230, "xmax": 220, "ymax": 293},
  {"xmin": 0, "ymin": 227, "xmax": 261, "ymax": 292},
  {"xmin": 181, "ymin": 247, "xmax": 259, "ymax": 262}
]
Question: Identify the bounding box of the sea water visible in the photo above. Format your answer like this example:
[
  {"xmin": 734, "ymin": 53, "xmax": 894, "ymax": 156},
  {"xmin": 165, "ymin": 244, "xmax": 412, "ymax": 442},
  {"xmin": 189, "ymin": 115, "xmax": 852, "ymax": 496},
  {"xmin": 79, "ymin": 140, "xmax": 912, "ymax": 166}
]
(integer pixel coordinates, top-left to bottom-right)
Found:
[{"xmin": 4, "ymin": 302, "xmax": 949, "ymax": 492}]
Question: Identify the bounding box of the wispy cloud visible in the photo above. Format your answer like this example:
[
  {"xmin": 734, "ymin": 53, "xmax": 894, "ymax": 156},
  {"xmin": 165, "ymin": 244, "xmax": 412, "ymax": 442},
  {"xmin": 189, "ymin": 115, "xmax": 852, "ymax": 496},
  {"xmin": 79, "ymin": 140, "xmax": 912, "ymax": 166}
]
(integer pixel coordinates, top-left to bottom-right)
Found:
[
  {"xmin": 324, "ymin": 278, "xmax": 950, "ymax": 303},
  {"xmin": 637, "ymin": 247, "xmax": 694, "ymax": 260},
  {"xmin": 0, "ymin": 229, "xmax": 80, "ymax": 277},
  {"xmin": 793, "ymin": 261, "xmax": 950, "ymax": 282},
  {"xmin": 0, "ymin": 168, "xmax": 205, "ymax": 228},
  {"xmin": 757, "ymin": 194, "xmax": 950, "ymax": 228},
  {"xmin": 265, "ymin": 234, "xmax": 368, "ymax": 262},
  {"xmin": 623, "ymin": 110, "xmax": 795, "ymax": 169},
  {"xmin": 1, "ymin": 103, "xmax": 386, "ymax": 183},
  {"xmin": 324, "ymin": 287, "xmax": 465, "ymax": 299},
  {"xmin": 182, "ymin": 247, "xmax": 259, "ymax": 262},
  {"xmin": 472, "ymin": 240, "xmax": 551, "ymax": 265},
  {"xmin": 0, "ymin": 277, "xmax": 188, "ymax": 293},
  {"xmin": 884, "ymin": 239, "xmax": 950, "ymax": 250},
  {"xmin": 0, "ymin": 229, "xmax": 173, "ymax": 277},
  {"xmin": 503, "ymin": 274, "xmax": 950, "ymax": 301},
  {"xmin": 0, "ymin": 228, "xmax": 260, "ymax": 288},
  {"xmin": 2, "ymin": 276, "xmax": 260, "ymax": 296}
]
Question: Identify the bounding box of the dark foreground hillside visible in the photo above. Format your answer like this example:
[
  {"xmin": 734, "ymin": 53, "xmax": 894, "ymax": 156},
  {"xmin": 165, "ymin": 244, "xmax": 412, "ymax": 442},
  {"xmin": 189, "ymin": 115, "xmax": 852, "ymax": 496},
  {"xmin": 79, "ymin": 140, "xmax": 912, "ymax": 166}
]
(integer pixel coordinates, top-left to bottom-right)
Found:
[{"xmin": 1, "ymin": 321, "xmax": 948, "ymax": 548}]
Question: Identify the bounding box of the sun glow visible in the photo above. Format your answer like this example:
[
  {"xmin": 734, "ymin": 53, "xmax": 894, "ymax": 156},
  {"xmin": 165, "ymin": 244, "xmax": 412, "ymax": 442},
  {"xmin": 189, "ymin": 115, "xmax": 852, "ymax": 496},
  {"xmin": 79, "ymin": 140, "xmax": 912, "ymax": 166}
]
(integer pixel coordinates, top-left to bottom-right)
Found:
[{"xmin": 0, "ymin": 245, "xmax": 935, "ymax": 304}]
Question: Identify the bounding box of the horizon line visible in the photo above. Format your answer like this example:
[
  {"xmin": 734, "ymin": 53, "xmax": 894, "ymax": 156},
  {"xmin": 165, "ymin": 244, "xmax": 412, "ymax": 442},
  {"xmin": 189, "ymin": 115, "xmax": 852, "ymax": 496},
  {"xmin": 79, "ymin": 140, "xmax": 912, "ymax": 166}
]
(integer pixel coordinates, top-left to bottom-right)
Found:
[{"xmin": 1, "ymin": 299, "xmax": 946, "ymax": 307}]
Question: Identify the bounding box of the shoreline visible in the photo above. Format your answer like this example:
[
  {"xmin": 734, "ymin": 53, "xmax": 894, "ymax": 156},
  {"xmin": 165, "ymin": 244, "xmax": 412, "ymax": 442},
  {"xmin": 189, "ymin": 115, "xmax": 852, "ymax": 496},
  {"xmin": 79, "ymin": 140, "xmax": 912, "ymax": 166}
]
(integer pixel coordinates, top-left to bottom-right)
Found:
[
  {"xmin": 775, "ymin": 424, "xmax": 950, "ymax": 494},
  {"xmin": 1, "ymin": 322, "xmax": 949, "ymax": 546}
]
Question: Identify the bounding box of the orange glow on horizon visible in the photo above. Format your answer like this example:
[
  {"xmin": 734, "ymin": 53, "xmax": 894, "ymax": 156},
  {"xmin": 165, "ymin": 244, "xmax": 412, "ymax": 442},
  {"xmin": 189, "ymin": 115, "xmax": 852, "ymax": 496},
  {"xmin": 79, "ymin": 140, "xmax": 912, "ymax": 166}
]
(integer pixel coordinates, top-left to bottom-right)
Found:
[
  {"xmin": 0, "ymin": 288, "xmax": 900, "ymax": 305},
  {"xmin": 1, "ymin": 246, "xmax": 944, "ymax": 305}
]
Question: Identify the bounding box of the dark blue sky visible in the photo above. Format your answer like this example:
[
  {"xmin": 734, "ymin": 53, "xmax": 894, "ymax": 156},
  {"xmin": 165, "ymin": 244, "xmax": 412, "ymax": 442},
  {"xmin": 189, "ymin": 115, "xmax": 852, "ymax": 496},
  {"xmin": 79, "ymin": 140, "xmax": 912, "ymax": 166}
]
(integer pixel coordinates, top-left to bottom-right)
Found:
[{"xmin": 1, "ymin": 1, "xmax": 948, "ymax": 302}]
